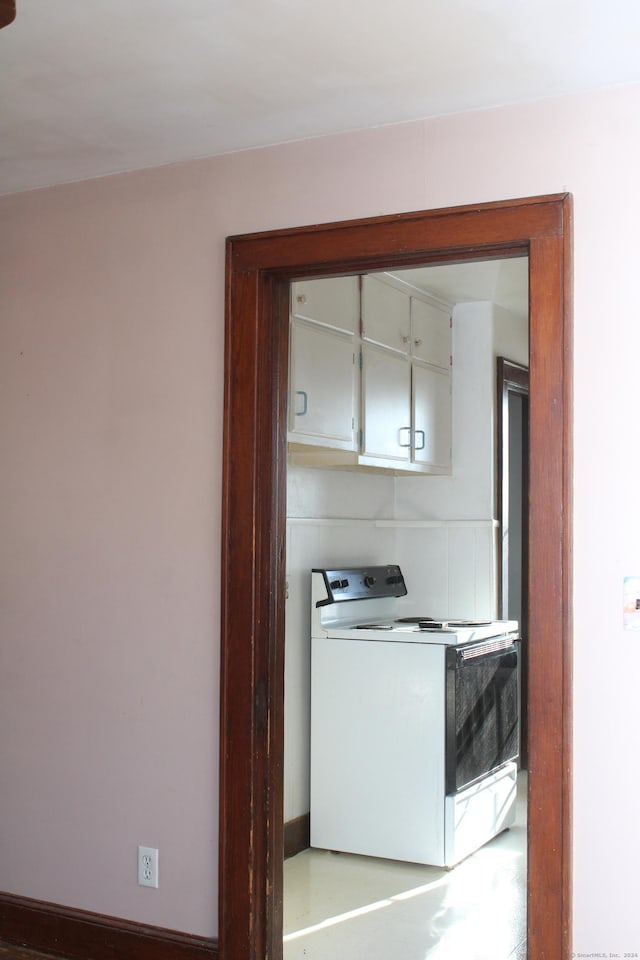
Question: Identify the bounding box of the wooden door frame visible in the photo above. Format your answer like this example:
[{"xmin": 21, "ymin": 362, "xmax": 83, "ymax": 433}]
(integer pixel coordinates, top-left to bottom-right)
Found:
[
  {"xmin": 497, "ymin": 358, "xmax": 531, "ymax": 766},
  {"xmin": 220, "ymin": 194, "xmax": 573, "ymax": 959},
  {"xmin": 497, "ymin": 357, "xmax": 531, "ymax": 622}
]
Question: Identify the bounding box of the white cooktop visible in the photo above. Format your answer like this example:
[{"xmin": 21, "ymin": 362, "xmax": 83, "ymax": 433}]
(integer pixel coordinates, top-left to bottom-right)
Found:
[{"xmin": 314, "ymin": 617, "xmax": 519, "ymax": 646}]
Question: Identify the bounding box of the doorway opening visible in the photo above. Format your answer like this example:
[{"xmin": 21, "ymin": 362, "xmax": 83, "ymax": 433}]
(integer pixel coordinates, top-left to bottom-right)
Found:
[
  {"xmin": 283, "ymin": 261, "xmax": 529, "ymax": 957},
  {"xmin": 220, "ymin": 195, "xmax": 572, "ymax": 960}
]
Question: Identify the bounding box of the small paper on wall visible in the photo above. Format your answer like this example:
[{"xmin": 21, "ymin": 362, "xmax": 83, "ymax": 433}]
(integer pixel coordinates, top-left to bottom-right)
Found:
[{"xmin": 623, "ymin": 577, "xmax": 640, "ymax": 630}]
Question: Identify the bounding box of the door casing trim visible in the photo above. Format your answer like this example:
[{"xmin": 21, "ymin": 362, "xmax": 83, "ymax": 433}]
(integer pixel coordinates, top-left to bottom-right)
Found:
[{"xmin": 220, "ymin": 194, "xmax": 573, "ymax": 959}]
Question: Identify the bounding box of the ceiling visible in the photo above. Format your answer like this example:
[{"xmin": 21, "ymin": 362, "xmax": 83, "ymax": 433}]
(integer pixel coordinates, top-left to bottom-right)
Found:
[
  {"xmin": 384, "ymin": 258, "xmax": 529, "ymax": 320},
  {"xmin": 2, "ymin": 0, "xmax": 640, "ymax": 198}
]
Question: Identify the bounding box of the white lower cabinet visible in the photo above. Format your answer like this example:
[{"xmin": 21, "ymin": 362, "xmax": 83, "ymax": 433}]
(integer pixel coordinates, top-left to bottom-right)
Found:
[
  {"xmin": 360, "ymin": 345, "xmax": 451, "ymax": 473},
  {"xmin": 413, "ymin": 361, "xmax": 452, "ymax": 472},
  {"xmin": 361, "ymin": 344, "xmax": 412, "ymax": 463},
  {"xmin": 288, "ymin": 317, "xmax": 357, "ymax": 450}
]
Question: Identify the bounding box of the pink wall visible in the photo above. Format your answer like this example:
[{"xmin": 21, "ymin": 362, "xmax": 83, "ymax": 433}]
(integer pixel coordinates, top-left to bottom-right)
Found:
[{"xmin": 2, "ymin": 83, "xmax": 640, "ymax": 949}]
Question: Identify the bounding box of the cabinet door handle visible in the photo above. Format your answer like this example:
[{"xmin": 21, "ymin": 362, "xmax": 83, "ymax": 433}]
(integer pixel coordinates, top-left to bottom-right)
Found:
[
  {"xmin": 414, "ymin": 429, "xmax": 426, "ymax": 451},
  {"xmin": 295, "ymin": 390, "xmax": 308, "ymax": 416},
  {"xmin": 401, "ymin": 334, "xmax": 410, "ymax": 344},
  {"xmin": 414, "ymin": 338, "xmax": 423, "ymax": 348},
  {"xmin": 296, "ymin": 294, "xmax": 307, "ymax": 305},
  {"xmin": 398, "ymin": 426, "xmax": 412, "ymax": 448}
]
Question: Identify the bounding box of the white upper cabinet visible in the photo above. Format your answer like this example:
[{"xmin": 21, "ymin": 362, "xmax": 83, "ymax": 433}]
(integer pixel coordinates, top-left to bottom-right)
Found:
[
  {"xmin": 288, "ymin": 273, "xmax": 452, "ymax": 474},
  {"xmin": 361, "ymin": 275, "xmax": 411, "ymax": 351},
  {"xmin": 291, "ymin": 276, "xmax": 360, "ymax": 333},
  {"xmin": 410, "ymin": 297, "xmax": 451, "ymax": 368},
  {"xmin": 288, "ymin": 278, "xmax": 358, "ymax": 450},
  {"xmin": 360, "ymin": 275, "xmax": 452, "ymax": 473}
]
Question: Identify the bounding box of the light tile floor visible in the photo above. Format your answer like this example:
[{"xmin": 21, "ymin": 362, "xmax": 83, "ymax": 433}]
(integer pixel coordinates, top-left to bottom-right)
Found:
[{"xmin": 284, "ymin": 773, "xmax": 527, "ymax": 960}]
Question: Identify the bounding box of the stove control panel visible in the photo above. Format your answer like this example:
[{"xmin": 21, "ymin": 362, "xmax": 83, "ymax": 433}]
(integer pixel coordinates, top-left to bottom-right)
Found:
[{"xmin": 313, "ymin": 565, "xmax": 407, "ymax": 604}]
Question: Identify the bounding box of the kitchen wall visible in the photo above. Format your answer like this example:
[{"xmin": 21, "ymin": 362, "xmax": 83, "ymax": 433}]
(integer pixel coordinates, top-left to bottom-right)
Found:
[{"xmin": 2, "ymin": 82, "xmax": 639, "ymax": 951}]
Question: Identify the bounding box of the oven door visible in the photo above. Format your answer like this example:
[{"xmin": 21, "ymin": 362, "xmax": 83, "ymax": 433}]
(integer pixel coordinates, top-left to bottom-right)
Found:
[{"xmin": 445, "ymin": 637, "xmax": 519, "ymax": 794}]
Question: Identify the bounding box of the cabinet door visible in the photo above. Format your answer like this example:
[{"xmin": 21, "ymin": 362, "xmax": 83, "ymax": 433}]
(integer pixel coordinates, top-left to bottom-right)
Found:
[
  {"xmin": 412, "ymin": 362, "xmax": 451, "ymax": 471},
  {"xmin": 361, "ymin": 276, "xmax": 411, "ymax": 352},
  {"xmin": 291, "ymin": 276, "xmax": 359, "ymax": 333},
  {"xmin": 361, "ymin": 344, "xmax": 411, "ymax": 463},
  {"xmin": 288, "ymin": 318, "xmax": 357, "ymax": 449},
  {"xmin": 411, "ymin": 297, "xmax": 451, "ymax": 368}
]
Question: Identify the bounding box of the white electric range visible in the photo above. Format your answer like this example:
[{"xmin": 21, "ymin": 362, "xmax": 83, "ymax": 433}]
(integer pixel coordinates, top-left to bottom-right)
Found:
[{"xmin": 310, "ymin": 564, "xmax": 520, "ymax": 868}]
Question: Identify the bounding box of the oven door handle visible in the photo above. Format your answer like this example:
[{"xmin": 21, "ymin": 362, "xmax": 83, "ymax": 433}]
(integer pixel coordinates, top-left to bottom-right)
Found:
[{"xmin": 455, "ymin": 637, "xmax": 519, "ymax": 663}]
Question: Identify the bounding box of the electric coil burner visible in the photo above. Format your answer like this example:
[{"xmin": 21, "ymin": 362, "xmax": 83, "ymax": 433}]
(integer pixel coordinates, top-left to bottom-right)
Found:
[{"xmin": 310, "ymin": 564, "xmax": 520, "ymax": 867}]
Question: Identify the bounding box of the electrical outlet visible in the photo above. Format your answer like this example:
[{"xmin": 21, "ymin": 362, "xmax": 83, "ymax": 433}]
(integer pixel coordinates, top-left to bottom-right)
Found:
[{"xmin": 137, "ymin": 846, "xmax": 159, "ymax": 888}]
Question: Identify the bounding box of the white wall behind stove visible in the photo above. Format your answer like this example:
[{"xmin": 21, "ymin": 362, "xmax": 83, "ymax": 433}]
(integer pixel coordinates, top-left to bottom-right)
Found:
[
  {"xmin": 285, "ymin": 468, "xmax": 395, "ymax": 822},
  {"xmin": 389, "ymin": 521, "xmax": 499, "ymax": 621}
]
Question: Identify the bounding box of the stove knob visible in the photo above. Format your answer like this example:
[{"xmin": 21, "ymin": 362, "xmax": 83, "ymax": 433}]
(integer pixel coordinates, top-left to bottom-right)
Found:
[{"xmin": 364, "ymin": 575, "xmax": 376, "ymax": 587}]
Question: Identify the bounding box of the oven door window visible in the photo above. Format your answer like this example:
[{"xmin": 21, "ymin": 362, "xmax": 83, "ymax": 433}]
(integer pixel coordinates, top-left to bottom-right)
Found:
[{"xmin": 445, "ymin": 644, "xmax": 519, "ymax": 794}]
